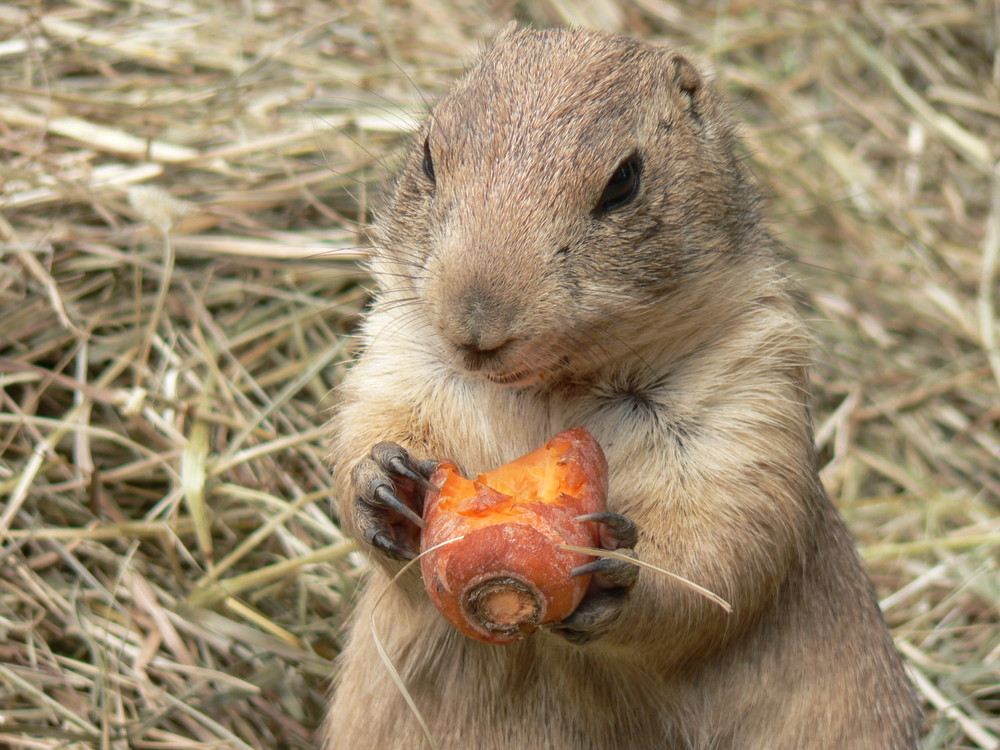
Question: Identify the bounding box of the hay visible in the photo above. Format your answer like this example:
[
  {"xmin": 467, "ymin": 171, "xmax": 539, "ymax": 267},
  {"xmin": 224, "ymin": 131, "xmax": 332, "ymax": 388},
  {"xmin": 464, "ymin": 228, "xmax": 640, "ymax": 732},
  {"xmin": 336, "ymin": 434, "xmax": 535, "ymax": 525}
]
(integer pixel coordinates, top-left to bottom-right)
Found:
[{"xmin": 1, "ymin": 1, "xmax": 997, "ymax": 748}]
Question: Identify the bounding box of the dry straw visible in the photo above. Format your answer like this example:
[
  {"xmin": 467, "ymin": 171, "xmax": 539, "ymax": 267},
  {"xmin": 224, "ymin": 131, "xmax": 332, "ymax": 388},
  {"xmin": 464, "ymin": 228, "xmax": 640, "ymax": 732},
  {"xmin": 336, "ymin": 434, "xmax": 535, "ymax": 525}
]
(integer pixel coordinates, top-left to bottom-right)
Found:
[{"xmin": 1, "ymin": 1, "xmax": 997, "ymax": 748}]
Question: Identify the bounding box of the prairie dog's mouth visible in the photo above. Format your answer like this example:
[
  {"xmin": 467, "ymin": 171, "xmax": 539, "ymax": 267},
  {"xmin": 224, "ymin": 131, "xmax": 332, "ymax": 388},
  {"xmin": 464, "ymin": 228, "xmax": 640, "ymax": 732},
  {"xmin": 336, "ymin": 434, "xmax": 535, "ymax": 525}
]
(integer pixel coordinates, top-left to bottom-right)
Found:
[
  {"xmin": 443, "ymin": 336, "xmax": 552, "ymax": 388},
  {"xmin": 440, "ymin": 327, "xmax": 562, "ymax": 388},
  {"xmin": 482, "ymin": 368, "xmax": 547, "ymax": 388}
]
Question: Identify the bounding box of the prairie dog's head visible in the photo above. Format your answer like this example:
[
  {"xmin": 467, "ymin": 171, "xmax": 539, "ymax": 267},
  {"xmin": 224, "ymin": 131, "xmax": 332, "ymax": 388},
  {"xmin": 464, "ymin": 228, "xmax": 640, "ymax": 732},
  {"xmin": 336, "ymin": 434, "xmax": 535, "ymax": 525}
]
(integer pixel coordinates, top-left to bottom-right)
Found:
[{"xmin": 371, "ymin": 25, "xmax": 770, "ymax": 387}]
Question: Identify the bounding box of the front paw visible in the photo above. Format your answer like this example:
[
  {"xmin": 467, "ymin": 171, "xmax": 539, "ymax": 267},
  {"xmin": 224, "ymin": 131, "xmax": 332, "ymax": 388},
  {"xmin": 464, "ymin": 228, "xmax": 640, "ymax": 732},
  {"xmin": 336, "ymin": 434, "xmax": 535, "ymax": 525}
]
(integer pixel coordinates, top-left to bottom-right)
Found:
[
  {"xmin": 552, "ymin": 512, "xmax": 639, "ymax": 645},
  {"xmin": 351, "ymin": 442, "xmax": 438, "ymax": 561}
]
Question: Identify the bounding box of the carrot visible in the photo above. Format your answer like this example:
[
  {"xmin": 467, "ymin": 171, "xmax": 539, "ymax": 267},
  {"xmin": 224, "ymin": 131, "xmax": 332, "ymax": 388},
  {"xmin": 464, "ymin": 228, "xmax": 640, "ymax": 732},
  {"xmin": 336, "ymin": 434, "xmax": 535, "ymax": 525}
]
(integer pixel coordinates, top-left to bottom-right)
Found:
[{"xmin": 419, "ymin": 427, "xmax": 607, "ymax": 644}]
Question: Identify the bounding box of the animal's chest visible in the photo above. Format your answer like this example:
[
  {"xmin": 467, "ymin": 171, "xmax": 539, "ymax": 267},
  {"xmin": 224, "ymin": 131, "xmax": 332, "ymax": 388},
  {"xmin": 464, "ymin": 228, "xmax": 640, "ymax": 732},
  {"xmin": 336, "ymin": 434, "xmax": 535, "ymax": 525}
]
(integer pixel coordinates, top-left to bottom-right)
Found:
[{"xmin": 420, "ymin": 374, "xmax": 555, "ymax": 474}]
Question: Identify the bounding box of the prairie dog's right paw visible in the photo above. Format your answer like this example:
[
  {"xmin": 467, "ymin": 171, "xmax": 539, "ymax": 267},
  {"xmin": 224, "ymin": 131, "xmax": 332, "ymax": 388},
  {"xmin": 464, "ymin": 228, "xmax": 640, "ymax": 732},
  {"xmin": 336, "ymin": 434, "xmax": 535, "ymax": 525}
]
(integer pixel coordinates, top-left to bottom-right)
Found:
[{"xmin": 351, "ymin": 443, "xmax": 438, "ymax": 561}]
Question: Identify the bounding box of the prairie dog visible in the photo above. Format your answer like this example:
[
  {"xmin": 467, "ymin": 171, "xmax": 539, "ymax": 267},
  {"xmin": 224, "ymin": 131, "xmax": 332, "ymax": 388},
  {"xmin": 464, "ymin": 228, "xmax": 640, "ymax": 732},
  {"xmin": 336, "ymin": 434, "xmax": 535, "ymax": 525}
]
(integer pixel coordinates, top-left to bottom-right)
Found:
[{"xmin": 324, "ymin": 25, "xmax": 920, "ymax": 750}]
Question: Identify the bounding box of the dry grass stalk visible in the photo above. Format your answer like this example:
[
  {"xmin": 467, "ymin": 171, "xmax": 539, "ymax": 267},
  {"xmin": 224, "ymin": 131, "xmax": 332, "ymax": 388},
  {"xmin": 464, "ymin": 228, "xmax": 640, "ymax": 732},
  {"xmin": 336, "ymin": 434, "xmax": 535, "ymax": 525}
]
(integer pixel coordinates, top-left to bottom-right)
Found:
[{"xmin": 1, "ymin": 1, "xmax": 997, "ymax": 747}]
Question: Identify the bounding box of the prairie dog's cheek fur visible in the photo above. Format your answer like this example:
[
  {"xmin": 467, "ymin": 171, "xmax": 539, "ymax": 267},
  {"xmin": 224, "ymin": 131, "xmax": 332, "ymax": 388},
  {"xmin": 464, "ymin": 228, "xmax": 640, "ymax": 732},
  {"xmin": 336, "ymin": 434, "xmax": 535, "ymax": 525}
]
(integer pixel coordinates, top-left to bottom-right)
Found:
[{"xmin": 325, "ymin": 24, "xmax": 921, "ymax": 750}]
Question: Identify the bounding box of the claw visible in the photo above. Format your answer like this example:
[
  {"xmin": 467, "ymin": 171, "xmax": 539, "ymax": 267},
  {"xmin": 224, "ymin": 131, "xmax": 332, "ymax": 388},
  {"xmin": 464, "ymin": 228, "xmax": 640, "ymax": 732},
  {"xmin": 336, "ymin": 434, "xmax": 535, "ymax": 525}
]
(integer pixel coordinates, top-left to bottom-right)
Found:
[
  {"xmin": 570, "ymin": 558, "xmax": 614, "ymax": 578},
  {"xmin": 571, "ymin": 553, "xmax": 639, "ymax": 588},
  {"xmin": 374, "ymin": 484, "xmax": 426, "ymax": 529},
  {"xmin": 552, "ymin": 589, "xmax": 627, "ymax": 645},
  {"xmin": 576, "ymin": 512, "xmax": 638, "ymax": 549},
  {"xmin": 371, "ymin": 530, "xmax": 417, "ymax": 561},
  {"xmin": 416, "ymin": 459, "xmax": 441, "ymax": 478},
  {"xmin": 387, "ymin": 455, "xmax": 437, "ymax": 492}
]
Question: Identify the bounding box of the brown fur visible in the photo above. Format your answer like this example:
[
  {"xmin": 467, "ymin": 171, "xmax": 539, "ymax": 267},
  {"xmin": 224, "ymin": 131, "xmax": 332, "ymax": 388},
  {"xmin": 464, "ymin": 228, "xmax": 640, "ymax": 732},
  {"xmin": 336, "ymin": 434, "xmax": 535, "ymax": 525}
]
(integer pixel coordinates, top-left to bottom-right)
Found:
[{"xmin": 324, "ymin": 25, "xmax": 920, "ymax": 749}]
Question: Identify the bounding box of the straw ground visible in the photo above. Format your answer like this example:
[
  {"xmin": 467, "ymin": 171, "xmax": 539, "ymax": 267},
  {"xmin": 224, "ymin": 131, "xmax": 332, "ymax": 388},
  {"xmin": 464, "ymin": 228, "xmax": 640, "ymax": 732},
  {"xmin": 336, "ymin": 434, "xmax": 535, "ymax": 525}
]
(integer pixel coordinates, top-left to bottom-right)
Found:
[{"xmin": 1, "ymin": 1, "xmax": 997, "ymax": 748}]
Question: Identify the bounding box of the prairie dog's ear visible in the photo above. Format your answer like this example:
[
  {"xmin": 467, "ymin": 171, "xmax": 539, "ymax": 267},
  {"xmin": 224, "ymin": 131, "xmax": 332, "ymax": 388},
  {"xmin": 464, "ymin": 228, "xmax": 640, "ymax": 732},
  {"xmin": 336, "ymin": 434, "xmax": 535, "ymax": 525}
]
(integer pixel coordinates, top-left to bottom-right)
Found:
[
  {"xmin": 494, "ymin": 19, "xmax": 522, "ymax": 45},
  {"xmin": 668, "ymin": 52, "xmax": 712, "ymax": 126},
  {"xmin": 669, "ymin": 52, "xmax": 702, "ymax": 98}
]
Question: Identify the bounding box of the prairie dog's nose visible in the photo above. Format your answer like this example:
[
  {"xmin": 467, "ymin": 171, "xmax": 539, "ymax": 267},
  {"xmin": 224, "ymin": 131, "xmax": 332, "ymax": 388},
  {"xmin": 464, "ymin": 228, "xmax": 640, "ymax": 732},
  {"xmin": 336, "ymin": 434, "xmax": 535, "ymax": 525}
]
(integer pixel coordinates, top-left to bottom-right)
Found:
[{"xmin": 445, "ymin": 285, "xmax": 517, "ymax": 357}]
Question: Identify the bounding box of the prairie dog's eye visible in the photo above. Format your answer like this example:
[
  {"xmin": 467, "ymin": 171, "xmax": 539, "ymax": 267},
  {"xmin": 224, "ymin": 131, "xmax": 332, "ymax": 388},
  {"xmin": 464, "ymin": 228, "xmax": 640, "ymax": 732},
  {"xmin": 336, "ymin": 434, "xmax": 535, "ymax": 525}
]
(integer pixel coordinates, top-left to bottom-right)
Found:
[
  {"xmin": 422, "ymin": 137, "xmax": 436, "ymax": 183},
  {"xmin": 596, "ymin": 153, "xmax": 641, "ymax": 213}
]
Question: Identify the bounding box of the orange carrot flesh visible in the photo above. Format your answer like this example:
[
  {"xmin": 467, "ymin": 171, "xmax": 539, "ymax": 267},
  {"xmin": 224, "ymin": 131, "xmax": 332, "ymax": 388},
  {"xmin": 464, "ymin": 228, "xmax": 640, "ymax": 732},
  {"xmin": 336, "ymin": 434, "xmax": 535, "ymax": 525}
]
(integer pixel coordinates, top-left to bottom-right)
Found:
[{"xmin": 419, "ymin": 427, "xmax": 607, "ymax": 644}]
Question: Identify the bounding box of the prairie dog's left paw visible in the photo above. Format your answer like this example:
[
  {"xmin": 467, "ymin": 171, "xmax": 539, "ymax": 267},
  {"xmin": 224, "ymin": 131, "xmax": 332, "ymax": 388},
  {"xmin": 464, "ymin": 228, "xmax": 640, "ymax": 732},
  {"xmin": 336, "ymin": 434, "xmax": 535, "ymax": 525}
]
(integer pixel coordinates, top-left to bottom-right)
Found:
[
  {"xmin": 351, "ymin": 442, "xmax": 438, "ymax": 561},
  {"xmin": 552, "ymin": 512, "xmax": 639, "ymax": 645}
]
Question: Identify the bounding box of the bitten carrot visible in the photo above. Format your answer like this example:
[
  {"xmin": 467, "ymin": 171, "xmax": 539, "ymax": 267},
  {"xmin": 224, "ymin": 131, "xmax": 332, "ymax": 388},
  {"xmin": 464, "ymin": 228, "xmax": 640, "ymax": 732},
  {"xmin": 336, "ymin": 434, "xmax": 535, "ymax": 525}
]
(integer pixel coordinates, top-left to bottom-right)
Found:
[{"xmin": 419, "ymin": 427, "xmax": 607, "ymax": 644}]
